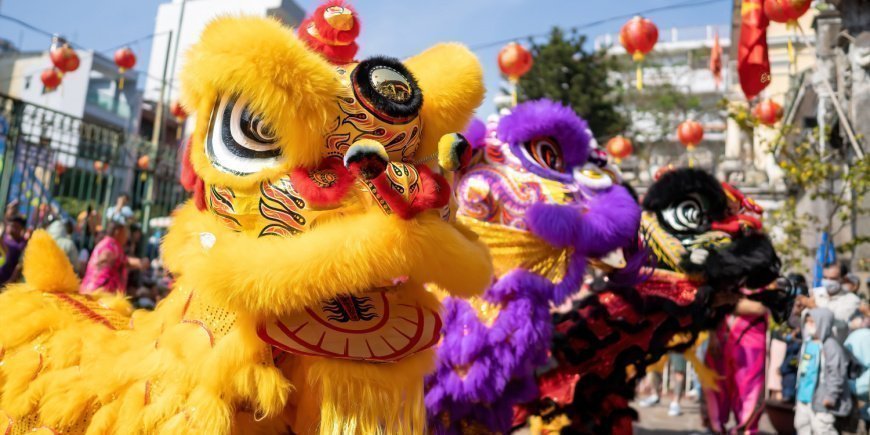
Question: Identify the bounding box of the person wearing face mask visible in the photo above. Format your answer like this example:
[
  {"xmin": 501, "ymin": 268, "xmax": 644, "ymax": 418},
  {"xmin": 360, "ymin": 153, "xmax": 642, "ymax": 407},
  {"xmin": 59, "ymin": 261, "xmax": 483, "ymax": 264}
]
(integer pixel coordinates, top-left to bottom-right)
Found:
[
  {"xmin": 794, "ymin": 308, "xmax": 853, "ymax": 434},
  {"xmin": 799, "ymin": 261, "xmax": 861, "ymax": 341}
]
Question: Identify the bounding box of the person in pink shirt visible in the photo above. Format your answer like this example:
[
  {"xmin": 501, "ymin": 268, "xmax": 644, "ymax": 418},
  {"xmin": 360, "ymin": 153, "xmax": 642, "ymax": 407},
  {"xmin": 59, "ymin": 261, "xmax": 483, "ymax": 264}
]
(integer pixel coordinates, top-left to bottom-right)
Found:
[
  {"xmin": 703, "ymin": 295, "xmax": 770, "ymax": 434},
  {"xmin": 80, "ymin": 222, "xmax": 147, "ymax": 295}
]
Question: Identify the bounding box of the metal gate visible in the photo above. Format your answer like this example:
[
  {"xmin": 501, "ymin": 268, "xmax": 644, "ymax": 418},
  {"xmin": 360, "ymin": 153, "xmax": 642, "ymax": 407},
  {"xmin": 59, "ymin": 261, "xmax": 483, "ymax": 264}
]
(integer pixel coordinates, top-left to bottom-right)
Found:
[{"xmin": 0, "ymin": 93, "xmax": 187, "ymax": 251}]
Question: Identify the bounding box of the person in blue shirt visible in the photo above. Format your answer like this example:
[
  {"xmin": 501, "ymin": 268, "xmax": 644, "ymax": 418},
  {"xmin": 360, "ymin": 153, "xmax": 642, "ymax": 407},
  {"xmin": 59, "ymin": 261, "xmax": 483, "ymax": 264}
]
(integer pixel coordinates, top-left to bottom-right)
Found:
[{"xmin": 794, "ymin": 308, "xmax": 853, "ymax": 434}]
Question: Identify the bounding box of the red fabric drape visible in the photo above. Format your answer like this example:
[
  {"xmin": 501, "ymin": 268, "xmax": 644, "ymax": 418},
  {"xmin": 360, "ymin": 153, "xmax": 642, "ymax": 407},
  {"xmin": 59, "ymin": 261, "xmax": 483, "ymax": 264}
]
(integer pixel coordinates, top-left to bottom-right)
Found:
[{"xmin": 737, "ymin": 0, "xmax": 770, "ymax": 100}]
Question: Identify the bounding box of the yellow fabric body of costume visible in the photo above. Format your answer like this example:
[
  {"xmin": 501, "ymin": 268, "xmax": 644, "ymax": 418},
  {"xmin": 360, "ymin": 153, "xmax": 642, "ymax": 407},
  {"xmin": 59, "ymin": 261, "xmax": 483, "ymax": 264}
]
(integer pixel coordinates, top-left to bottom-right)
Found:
[{"xmin": 0, "ymin": 16, "xmax": 492, "ymax": 434}]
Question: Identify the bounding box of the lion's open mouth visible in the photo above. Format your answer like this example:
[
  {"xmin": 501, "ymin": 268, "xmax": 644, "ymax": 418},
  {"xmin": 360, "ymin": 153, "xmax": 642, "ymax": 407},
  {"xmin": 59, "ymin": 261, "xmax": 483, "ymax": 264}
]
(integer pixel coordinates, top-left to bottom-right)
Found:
[{"xmin": 258, "ymin": 287, "xmax": 441, "ymax": 363}]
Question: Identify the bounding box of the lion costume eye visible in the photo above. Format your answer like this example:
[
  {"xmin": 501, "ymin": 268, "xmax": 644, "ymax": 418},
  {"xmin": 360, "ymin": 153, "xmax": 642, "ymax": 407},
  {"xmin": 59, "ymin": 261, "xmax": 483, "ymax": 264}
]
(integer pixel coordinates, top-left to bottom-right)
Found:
[
  {"xmin": 206, "ymin": 95, "xmax": 281, "ymax": 175},
  {"xmin": 661, "ymin": 194, "xmax": 708, "ymax": 233},
  {"xmin": 521, "ymin": 136, "xmax": 564, "ymax": 171}
]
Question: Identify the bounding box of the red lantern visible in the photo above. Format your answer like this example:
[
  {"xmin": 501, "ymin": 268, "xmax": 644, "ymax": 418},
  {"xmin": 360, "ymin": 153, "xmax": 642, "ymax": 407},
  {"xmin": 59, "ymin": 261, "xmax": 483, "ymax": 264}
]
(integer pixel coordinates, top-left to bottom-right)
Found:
[
  {"xmin": 137, "ymin": 155, "xmax": 151, "ymax": 170},
  {"xmin": 40, "ymin": 68, "xmax": 63, "ymax": 91},
  {"xmin": 113, "ymin": 47, "xmax": 136, "ymax": 90},
  {"xmin": 170, "ymin": 101, "xmax": 188, "ymax": 121},
  {"xmin": 606, "ymin": 136, "xmax": 633, "ymax": 162},
  {"xmin": 764, "ymin": 0, "xmax": 811, "ymax": 26},
  {"xmin": 93, "ymin": 161, "xmax": 106, "ymax": 173},
  {"xmin": 752, "ymin": 99, "xmax": 783, "ymax": 126},
  {"xmin": 677, "ymin": 120, "xmax": 704, "ymax": 150},
  {"xmin": 620, "ymin": 16, "xmax": 658, "ymax": 91},
  {"xmin": 50, "ymin": 45, "xmax": 80, "ymax": 74},
  {"xmin": 498, "ymin": 42, "xmax": 533, "ymax": 82}
]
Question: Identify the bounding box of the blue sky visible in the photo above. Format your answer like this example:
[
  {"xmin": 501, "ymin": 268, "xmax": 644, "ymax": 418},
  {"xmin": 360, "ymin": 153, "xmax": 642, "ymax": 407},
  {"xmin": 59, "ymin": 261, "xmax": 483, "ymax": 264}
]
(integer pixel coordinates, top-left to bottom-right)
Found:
[{"xmin": 0, "ymin": 0, "xmax": 730, "ymax": 116}]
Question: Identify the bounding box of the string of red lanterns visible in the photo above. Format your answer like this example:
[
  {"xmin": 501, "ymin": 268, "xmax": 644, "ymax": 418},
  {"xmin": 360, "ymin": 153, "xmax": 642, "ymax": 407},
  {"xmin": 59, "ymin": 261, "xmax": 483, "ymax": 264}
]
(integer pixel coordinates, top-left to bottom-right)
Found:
[{"xmin": 40, "ymin": 68, "xmax": 63, "ymax": 91}]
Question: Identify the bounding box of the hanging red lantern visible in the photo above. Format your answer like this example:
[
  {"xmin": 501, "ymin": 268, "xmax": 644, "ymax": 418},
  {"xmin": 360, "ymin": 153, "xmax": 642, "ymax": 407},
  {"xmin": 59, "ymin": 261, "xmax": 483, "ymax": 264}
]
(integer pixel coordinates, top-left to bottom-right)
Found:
[
  {"xmin": 765, "ymin": 0, "xmax": 811, "ymax": 69},
  {"xmin": 620, "ymin": 16, "xmax": 658, "ymax": 91},
  {"xmin": 50, "ymin": 45, "xmax": 80, "ymax": 74},
  {"xmin": 113, "ymin": 47, "xmax": 136, "ymax": 90},
  {"xmin": 137, "ymin": 155, "xmax": 151, "ymax": 170},
  {"xmin": 170, "ymin": 101, "xmax": 188, "ymax": 121},
  {"xmin": 752, "ymin": 99, "xmax": 783, "ymax": 126},
  {"xmin": 677, "ymin": 120, "xmax": 704, "ymax": 150},
  {"xmin": 93, "ymin": 160, "xmax": 106, "ymax": 173},
  {"xmin": 606, "ymin": 136, "xmax": 633, "ymax": 162},
  {"xmin": 497, "ymin": 42, "xmax": 533, "ymax": 83},
  {"xmin": 40, "ymin": 68, "xmax": 63, "ymax": 91},
  {"xmin": 764, "ymin": 0, "xmax": 811, "ymax": 26}
]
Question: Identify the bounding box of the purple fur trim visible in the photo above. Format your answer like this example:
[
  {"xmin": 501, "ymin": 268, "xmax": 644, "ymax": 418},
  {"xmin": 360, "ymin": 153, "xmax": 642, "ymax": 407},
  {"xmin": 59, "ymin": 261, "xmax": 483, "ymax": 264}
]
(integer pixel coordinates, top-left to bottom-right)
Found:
[
  {"xmin": 426, "ymin": 269, "xmax": 557, "ymax": 434},
  {"xmin": 526, "ymin": 185, "xmax": 640, "ymax": 258},
  {"xmin": 497, "ymin": 99, "xmax": 591, "ymax": 182},
  {"xmin": 463, "ymin": 118, "xmax": 487, "ymax": 151}
]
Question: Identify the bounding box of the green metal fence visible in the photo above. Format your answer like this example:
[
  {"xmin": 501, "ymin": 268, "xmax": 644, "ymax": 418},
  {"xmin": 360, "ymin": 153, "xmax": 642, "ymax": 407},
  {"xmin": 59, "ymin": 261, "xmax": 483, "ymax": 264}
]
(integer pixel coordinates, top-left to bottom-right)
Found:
[{"xmin": 0, "ymin": 93, "xmax": 187, "ymax": 251}]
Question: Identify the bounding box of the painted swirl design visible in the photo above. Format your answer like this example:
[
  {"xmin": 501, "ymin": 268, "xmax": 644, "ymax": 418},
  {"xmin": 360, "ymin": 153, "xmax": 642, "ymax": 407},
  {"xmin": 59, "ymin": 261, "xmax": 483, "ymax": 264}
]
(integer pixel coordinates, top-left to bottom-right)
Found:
[
  {"xmin": 207, "ymin": 185, "xmax": 243, "ymax": 232},
  {"xmin": 258, "ymin": 176, "xmax": 307, "ymax": 237},
  {"xmin": 456, "ymin": 166, "xmax": 546, "ymax": 230}
]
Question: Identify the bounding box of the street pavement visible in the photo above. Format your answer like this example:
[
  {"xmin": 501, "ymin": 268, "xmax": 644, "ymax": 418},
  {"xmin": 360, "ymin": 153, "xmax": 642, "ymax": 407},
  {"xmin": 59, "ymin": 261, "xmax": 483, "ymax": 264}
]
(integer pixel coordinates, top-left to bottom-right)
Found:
[{"xmin": 633, "ymin": 399, "xmax": 776, "ymax": 435}]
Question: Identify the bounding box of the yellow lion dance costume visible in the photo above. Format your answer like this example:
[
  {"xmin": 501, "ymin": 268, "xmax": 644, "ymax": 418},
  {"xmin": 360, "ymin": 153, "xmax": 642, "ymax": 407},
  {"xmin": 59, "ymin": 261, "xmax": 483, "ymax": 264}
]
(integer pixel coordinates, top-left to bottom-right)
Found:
[{"xmin": 0, "ymin": 5, "xmax": 492, "ymax": 434}]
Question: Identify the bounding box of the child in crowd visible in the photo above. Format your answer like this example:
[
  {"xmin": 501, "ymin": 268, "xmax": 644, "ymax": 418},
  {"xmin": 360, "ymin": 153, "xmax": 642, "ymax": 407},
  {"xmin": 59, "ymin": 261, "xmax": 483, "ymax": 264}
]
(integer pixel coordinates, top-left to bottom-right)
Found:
[{"xmin": 795, "ymin": 308, "xmax": 853, "ymax": 435}]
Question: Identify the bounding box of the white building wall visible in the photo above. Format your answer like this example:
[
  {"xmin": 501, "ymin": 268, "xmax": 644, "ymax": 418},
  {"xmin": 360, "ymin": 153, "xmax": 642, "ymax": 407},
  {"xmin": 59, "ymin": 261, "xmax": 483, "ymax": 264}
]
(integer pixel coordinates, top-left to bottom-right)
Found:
[
  {"xmin": 3, "ymin": 50, "xmax": 94, "ymax": 119},
  {"xmin": 143, "ymin": 0, "xmax": 305, "ymax": 104}
]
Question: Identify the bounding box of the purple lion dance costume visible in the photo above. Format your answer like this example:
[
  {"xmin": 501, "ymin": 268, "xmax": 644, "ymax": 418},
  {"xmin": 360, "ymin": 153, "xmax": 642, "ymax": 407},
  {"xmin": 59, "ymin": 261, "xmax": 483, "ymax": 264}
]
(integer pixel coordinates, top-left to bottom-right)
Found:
[{"xmin": 425, "ymin": 99, "xmax": 642, "ymax": 434}]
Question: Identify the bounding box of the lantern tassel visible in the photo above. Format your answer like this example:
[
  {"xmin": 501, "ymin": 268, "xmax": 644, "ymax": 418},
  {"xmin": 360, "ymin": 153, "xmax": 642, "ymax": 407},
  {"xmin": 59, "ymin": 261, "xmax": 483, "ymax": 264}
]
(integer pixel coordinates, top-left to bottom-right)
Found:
[
  {"xmin": 510, "ymin": 76, "xmax": 518, "ymax": 107},
  {"xmin": 636, "ymin": 63, "xmax": 643, "ymax": 91},
  {"xmin": 118, "ymin": 67, "xmax": 126, "ymax": 90}
]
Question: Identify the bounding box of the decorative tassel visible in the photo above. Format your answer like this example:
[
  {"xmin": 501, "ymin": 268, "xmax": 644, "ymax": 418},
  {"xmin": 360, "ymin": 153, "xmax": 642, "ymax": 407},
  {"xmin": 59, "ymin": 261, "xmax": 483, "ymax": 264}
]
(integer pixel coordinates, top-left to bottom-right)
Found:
[
  {"xmin": 118, "ymin": 67, "xmax": 126, "ymax": 90},
  {"xmin": 636, "ymin": 63, "xmax": 643, "ymax": 91}
]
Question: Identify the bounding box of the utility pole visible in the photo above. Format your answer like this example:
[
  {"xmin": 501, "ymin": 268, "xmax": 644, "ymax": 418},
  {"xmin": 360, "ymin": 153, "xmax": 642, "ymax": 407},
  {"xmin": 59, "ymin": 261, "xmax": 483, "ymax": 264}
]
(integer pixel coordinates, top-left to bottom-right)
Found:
[
  {"xmin": 166, "ymin": 0, "xmax": 187, "ymax": 107},
  {"xmin": 142, "ymin": 30, "xmax": 173, "ymax": 240}
]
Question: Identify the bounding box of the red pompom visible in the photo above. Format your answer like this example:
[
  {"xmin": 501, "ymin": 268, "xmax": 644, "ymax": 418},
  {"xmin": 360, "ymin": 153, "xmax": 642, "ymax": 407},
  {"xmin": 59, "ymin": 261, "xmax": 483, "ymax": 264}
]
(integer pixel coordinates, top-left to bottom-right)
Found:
[
  {"xmin": 297, "ymin": 0, "xmax": 361, "ymax": 64},
  {"xmin": 367, "ymin": 165, "xmax": 450, "ymax": 220}
]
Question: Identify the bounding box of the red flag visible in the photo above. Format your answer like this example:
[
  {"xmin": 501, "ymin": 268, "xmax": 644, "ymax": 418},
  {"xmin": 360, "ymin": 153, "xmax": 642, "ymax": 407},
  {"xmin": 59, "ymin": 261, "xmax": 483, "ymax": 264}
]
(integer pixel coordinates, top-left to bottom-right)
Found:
[
  {"xmin": 710, "ymin": 31, "xmax": 723, "ymax": 88},
  {"xmin": 737, "ymin": 0, "xmax": 770, "ymax": 100}
]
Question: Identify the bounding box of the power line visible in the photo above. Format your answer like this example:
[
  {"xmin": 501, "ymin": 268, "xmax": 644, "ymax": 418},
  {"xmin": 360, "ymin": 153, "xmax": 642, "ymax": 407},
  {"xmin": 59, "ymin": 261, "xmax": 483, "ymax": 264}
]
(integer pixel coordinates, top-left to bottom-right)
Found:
[{"xmin": 467, "ymin": 0, "xmax": 729, "ymax": 52}]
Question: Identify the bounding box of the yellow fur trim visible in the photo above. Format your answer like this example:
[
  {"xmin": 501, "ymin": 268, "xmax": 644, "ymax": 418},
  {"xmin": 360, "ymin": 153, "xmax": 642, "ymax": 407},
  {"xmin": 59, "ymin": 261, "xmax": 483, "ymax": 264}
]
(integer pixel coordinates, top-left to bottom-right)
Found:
[
  {"xmin": 405, "ymin": 43, "xmax": 485, "ymax": 166},
  {"xmin": 163, "ymin": 202, "xmax": 492, "ymax": 317},
  {"xmin": 292, "ymin": 352, "xmax": 432, "ymax": 434},
  {"xmin": 181, "ymin": 16, "xmax": 341, "ymax": 189},
  {"xmin": 22, "ymin": 230, "xmax": 79, "ymax": 293}
]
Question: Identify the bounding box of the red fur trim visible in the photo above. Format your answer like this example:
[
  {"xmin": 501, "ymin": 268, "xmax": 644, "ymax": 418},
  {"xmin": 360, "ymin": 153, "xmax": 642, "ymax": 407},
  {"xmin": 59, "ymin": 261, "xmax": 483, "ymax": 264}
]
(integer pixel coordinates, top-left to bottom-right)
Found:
[
  {"xmin": 711, "ymin": 214, "xmax": 762, "ymax": 234},
  {"xmin": 298, "ymin": 23, "xmax": 358, "ymax": 64},
  {"xmin": 180, "ymin": 140, "xmax": 206, "ymax": 211},
  {"xmin": 289, "ymin": 158, "xmax": 355, "ymax": 208},
  {"xmin": 193, "ymin": 178, "xmax": 206, "ymax": 211},
  {"xmin": 368, "ymin": 165, "xmax": 450, "ymax": 219}
]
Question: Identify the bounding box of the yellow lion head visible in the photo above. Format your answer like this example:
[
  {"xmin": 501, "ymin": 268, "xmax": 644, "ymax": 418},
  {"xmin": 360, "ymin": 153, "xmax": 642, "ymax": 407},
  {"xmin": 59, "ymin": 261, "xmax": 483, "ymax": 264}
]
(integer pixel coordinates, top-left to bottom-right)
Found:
[{"xmin": 165, "ymin": 13, "xmax": 491, "ymax": 352}]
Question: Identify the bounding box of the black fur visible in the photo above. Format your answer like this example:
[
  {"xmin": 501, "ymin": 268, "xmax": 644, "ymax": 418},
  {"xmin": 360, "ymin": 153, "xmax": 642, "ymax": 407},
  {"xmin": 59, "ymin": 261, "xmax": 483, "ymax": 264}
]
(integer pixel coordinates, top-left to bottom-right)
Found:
[
  {"xmin": 680, "ymin": 233, "xmax": 781, "ymax": 291},
  {"xmin": 642, "ymin": 168, "xmax": 728, "ymax": 222},
  {"xmin": 352, "ymin": 56, "xmax": 423, "ymax": 124}
]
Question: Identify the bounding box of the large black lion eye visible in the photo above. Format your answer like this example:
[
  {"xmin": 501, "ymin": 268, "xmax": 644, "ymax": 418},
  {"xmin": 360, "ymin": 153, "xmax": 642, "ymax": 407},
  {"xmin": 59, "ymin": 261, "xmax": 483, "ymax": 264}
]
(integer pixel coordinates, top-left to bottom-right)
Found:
[
  {"xmin": 661, "ymin": 194, "xmax": 708, "ymax": 233},
  {"xmin": 205, "ymin": 94, "xmax": 281, "ymax": 175},
  {"xmin": 352, "ymin": 56, "xmax": 423, "ymax": 124}
]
